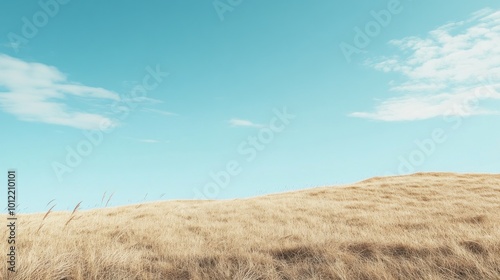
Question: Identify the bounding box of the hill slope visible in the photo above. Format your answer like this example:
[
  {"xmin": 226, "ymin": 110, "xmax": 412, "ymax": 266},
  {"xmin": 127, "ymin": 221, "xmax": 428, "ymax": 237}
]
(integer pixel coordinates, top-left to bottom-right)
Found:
[{"xmin": 2, "ymin": 173, "xmax": 500, "ymax": 279}]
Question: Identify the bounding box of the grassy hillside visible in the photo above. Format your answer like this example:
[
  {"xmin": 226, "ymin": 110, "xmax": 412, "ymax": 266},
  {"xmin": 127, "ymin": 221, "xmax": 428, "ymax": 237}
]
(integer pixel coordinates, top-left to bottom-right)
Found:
[{"xmin": 1, "ymin": 173, "xmax": 500, "ymax": 279}]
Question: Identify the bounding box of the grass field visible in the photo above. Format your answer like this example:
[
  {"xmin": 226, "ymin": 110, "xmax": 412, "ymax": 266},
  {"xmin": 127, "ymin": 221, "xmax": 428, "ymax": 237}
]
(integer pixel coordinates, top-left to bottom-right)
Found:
[{"xmin": 1, "ymin": 172, "xmax": 500, "ymax": 279}]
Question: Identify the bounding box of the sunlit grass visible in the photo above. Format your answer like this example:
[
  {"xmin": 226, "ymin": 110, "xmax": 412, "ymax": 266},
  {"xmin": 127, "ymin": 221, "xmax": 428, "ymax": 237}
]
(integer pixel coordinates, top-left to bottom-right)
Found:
[{"xmin": 1, "ymin": 173, "xmax": 499, "ymax": 279}]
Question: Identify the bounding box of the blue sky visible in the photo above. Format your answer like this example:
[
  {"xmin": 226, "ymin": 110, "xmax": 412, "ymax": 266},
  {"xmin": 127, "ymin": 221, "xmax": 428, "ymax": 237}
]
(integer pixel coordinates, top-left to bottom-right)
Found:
[{"xmin": 1, "ymin": 0, "xmax": 499, "ymax": 213}]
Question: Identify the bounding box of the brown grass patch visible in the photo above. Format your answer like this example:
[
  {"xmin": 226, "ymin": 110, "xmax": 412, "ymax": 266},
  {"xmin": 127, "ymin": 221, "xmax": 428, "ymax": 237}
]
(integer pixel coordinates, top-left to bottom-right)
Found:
[{"xmin": 1, "ymin": 172, "xmax": 499, "ymax": 279}]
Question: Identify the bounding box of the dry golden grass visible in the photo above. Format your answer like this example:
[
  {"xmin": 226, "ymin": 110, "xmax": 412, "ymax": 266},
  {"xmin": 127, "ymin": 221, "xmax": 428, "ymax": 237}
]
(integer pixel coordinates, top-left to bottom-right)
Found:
[{"xmin": 1, "ymin": 172, "xmax": 500, "ymax": 279}]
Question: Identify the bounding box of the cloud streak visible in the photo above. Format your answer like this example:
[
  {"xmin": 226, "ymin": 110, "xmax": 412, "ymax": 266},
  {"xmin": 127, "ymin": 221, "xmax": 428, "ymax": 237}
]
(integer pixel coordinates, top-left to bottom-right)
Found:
[
  {"xmin": 228, "ymin": 118, "xmax": 264, "ymax": 128},
  {"xmin": 142, "ymin": 108, "xmax": 177, "ymax": 116},
  {"xmin": 122, "ymin": 136, "xmax": 165, "ymax": 144},
  {"xmin": 351, "ymin": 8, "xmax": 500, "ymax": 121},
  {"xmin": 0, "ymin": 54, "xmax": 120, "ymax": 130}
]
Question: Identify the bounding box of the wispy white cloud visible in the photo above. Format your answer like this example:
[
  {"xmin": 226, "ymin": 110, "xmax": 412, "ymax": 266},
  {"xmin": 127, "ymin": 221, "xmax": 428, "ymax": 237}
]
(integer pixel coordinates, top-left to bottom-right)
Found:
[
  {"xmin": 142, "ymin": 108, "xmax": 177, "ymax": 116},
  {"xmin": 351, "ymin": 90, "xmax": 500, "ymax": 121},
  {"xmin": 351, "ymin": 8, "xmax": 500, "ymax": 121},
  {"xmin": 228, "ymin": 118, "xmax": 264, "ymax": 128},
  {"xmin": 0, "ymin": 54, "xmax": 120, "ymax": 130}
]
